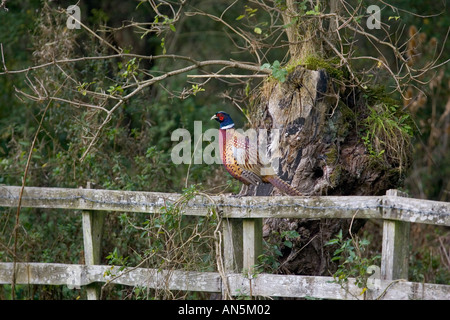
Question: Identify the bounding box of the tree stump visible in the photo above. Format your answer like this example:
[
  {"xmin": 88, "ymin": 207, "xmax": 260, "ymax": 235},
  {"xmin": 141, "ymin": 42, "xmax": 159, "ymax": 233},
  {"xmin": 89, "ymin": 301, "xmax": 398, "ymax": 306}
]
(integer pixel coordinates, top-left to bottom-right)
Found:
[{"xmin": 245, "ymin": 66, "xmax": 411, "ymax": 276}]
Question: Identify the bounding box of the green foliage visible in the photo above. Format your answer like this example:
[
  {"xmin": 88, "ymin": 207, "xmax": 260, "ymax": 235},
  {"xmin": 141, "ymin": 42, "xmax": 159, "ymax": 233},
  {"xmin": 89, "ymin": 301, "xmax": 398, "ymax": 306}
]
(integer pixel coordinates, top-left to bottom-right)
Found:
[
  {"xmin": 191, "ymin": 84, "xmax": 205, "ymax": 96},
  {"xmin": 361, "ymin": 100, "xmax": 413, "ymax": 170},
  {"xmin": 257, "ymin": 241, "xmax": 282, "ymax": 272},
  {"xmin": 305, "ymin": 4, "xmax": 321, "ymax": 16},
  {"xmin": 261, "ymin": 60, "xmax": 288, "ymax": 82},
  {"xmin": 101, "ymin": 185, "xmax": 220, "ymax": 299},
  {"xmin": 236, "ymin": 5, "xmax": 258, "ymax": 20},
  {"xmin": 409, "ymin": 226, "xmax": 450, "ymax": 285},
  {"xmin": 284, "ymin": 55, "xmax": 344, "ymax": 80},
  {"xmin": 0, "ymin": 0, "xmax": 448, "ymax": 300},
  {"xmin": 280, "ymin": 230, "xmax": 300, "ymax": 249},
  {"xmin": 119, "ymin": 57, "xmax": 139, "ymax": 79},
  {"xmin": 303, "ymin": 56, "xmax": 343, "ymax": 79},
  {"xmin": 105, "ymin": 248, "xmax": 130, "ymax": 277},
  {"xmin": 257, "ymin": 230, "xmax": 300, "ymax": 273},
  {"xmin": 326, "ymin": 230, "xmax": 380, "ymax": 294},
  {"xmin": 0, "ymin": 1, "xmax": 231, "ymax": 299}
]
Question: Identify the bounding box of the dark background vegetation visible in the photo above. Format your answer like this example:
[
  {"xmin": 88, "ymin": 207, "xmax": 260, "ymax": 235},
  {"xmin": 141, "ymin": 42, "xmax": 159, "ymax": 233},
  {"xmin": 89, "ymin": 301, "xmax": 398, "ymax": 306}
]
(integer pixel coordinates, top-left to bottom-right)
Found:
[{"xmin": 0, "ymin": 0, "xmax": 449, "ymax": 299}]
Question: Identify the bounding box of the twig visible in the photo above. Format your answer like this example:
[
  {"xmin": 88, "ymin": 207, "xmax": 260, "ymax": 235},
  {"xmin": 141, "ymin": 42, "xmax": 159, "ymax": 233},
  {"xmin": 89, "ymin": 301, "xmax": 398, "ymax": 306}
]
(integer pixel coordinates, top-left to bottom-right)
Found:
[
  {"xmin": 0, "ymin": 0, "xmax": 8, "ymax": 12},
  {"xmin": 187, "ymin": 74, "xmax": 268, "ymax": 78},
  {"xmin": 10, "ymin": 77, "xmax": 67, "ymax": 299},
  {"xmin": 0, "ymin": 54, "xmax": 268, "ymax": 77},
  {"xmin": 0, "ymin": 43, "xmax": 7, "ymax": 72},
  {"xmin": 185, "ymin": 10, "xmax": 262, "ymax": 64},
  {"xmin": 279, "ymin": 234, "xmax": 318, "ymax": 269},
  {"xmin": 60, "ymin": 8, "xmax": 121, "ymax": 54},
  {"xmin": 376, "ymin": 279, "xmax": 407, "ymax": 300},
  {"xmin": 11, "ymin": 100, "xmax": 52, "ymax": 299},
  {"xmin": 438, "ymin": 236, "xmax": 450, "ymax": 268},
  {"xmin": 80, "ymin": 100, "xmax": 123, "ymax": 162}
]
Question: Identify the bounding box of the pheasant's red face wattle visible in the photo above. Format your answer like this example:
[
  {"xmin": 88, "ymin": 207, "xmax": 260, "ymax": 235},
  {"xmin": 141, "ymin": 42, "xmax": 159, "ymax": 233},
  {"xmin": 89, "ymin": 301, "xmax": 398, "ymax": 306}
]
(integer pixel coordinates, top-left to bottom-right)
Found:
[{"xmin": 218, "ymin": 113, "xmax": 224, "ymax": 121}]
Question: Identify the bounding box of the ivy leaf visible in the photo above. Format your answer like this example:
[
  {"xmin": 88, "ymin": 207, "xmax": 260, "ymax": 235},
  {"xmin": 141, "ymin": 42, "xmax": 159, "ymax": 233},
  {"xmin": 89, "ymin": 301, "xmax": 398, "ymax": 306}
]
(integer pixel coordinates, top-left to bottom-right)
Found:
[
  {"xmin": 272, "ymin": 60, "xmax": 281, "ymax": 69},
  {"xmin": 272, "ymin": 67, "xmax": 287, "ymax": 83}
]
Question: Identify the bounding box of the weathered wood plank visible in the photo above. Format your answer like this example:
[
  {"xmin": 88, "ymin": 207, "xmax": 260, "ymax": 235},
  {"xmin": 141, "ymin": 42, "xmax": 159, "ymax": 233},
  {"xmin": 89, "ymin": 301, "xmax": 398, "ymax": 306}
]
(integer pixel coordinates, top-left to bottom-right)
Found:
[
  {"xmin": 0, "ymin": 186, "xmax": 179, "ymax": 214},
  {"xmin": 228, "ymin": 273, "xmax": 361, "ymax": 300},
  {"xmin": 1, "ymin": 262, "xmax": 449, "ymax": 300},
  {"xmin": 0, "ymin": 262, "xmax": 221, "ymax": 293},
  {"xmin": 216, "ymin": 194, "xmax": 383, "ymax": 220},
  {"xmin": 228, "ymin": 273, "xmax": 450, "ymax": 300},
  {"xmin": 381, "ymin": 220, "xmax": 410, "ymax": 280},
  {"xmin": 242, "ymin": 219, "xmax": 263, "ymax": 276},
  {"xmin": 82, "ymin": 211, "xmax": 106, "ymax": 266},
  {"xmin": 381, "ymin": 190, "xmax": 410, "ymax": 281},
  {"xmin": 1, "ymin": 186, "xmax": 449, "ymax": 225},
  {"xmin": 222, "ymin": 219, "xmax": 243, "ymax": 273},
  {"xmin": 82, "ymin": 183, "xmax": 106, "ymax": 300},
  {"xmin": 383, "ymin": 195, "xmax": 450, "ymax": 226}
]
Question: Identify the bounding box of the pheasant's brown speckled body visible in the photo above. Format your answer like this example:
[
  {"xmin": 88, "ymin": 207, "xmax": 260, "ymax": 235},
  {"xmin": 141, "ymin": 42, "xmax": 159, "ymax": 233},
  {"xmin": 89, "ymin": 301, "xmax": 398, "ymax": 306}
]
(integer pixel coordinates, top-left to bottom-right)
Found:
[{"xmin": 212, "ymin": 112, "xmax": 302, "ymax": 196}]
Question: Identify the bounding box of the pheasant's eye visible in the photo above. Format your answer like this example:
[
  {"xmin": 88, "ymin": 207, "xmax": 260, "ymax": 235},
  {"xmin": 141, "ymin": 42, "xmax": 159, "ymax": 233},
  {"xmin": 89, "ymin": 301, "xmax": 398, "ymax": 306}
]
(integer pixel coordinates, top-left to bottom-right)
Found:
[{"xmin": 218, "ymin": 114, "xmax": 224, "ymax": 121}]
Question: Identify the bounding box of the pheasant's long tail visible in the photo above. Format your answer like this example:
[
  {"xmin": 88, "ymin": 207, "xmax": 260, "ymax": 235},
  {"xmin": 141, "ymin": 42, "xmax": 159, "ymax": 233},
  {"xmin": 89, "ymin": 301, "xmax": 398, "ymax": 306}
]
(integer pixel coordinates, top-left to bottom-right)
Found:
[{"xmin": 264, "ymin": 175, "xmax": 303, "ymax": 196}]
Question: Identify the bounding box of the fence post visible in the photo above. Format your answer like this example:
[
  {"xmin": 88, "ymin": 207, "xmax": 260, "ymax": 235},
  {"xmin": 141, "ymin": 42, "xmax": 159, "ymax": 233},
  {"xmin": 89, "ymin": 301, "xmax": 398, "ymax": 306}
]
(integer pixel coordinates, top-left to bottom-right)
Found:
[
  {"xmin": 222, "ymin": 217, "xmax": 263, "ymax": 297},
  {"xmin": 82, "ymin": 182, "xmax": 106, "ymax": 300},
  {"xmin": 381, "ymin": 189, "xmax": 410, "ymax": 281},
  {"xmin": 242, "ymin": 218, "xmax": 263, "ymax": 277},
  {"xmin": 222, "ymin": 219, "xmax": 243, "ymax": 273}
]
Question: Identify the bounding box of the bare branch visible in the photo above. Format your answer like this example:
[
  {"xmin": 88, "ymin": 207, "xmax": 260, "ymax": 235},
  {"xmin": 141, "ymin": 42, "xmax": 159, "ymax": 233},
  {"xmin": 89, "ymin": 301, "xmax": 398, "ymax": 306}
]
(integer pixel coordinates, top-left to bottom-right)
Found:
[
  {"xmin": 0, "ymin": 54, "xmax": 266, "ymax": 76},
  {"xmin": 187, "ymin": 74, "xmax": 267, "ymax": 78}
]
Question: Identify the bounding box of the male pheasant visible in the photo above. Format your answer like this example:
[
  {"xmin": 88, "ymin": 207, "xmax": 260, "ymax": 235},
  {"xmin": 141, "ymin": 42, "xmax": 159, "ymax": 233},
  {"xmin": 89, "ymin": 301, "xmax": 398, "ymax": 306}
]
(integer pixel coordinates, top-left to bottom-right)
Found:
[{"xmin": 211, "ymin": 111, "xmax": 302, "ymax": 196}]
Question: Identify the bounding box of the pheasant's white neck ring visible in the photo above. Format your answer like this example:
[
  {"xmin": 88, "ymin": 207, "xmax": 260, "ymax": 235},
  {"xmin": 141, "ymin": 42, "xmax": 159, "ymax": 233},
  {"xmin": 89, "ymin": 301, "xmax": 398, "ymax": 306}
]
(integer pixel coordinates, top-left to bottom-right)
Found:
[{"xmin": 220, "ymin": 123, "xmax": 235, "ymax": 129}]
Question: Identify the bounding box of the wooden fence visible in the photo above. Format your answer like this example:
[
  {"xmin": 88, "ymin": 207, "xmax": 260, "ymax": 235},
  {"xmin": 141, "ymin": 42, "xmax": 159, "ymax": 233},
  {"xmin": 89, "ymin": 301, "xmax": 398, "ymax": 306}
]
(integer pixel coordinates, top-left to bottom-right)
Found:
[{"xmin": 0, "ymin": 185, "xmax": 449, "ymax": 300}]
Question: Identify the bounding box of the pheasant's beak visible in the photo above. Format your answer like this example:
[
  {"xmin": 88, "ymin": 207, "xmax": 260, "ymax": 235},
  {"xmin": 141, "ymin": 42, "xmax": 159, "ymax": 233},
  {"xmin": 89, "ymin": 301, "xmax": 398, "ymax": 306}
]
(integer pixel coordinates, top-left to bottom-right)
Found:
[{"xmin": 210, "ymin": 114, "xmax": 218, "ymax": 120}]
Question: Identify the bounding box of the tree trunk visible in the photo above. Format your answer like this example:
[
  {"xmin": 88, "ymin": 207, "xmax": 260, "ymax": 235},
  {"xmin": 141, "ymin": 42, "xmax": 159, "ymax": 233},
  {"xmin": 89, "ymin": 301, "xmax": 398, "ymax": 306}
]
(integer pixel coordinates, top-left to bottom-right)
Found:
[
  {"xmin": 245, "ymin": 65, "xmax": 410, "ymax": 276},
  {"xmin": 241, "ymin": 0, "xmax": 413, "ymax": 278}
]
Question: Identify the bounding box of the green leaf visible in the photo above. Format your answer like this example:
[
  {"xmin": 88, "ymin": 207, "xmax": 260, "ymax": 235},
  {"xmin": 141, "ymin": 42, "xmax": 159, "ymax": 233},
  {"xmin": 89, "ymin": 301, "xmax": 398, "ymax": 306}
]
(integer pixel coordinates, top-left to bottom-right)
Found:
[
  {"xmin": 325, "ymin": 238, "xmax": 339, "ymax": 245},
  {"xmin": 245, "ymin": 6, "xmax": 258, "ymax": 16},
  {"xmin": 192, "ymin": 84, "xmax": 205, "ymax": 96},
  {"xmin": 272, "ymin": 68, "xmax": 287, "ymax": 82},
  {"xmin": 331, "ymin": 256, "xmax": 342, "ymax": 262},
  {"xmin": 169, "ymin": 24, "xmax": 176, "ymax": 32},
  {"xmin": 298, "ymin": 0, "xmax": 307, "ymax": 10},
  {"xmin": 260, "ymin": 60, "xmax": 287, "ymax": 82},
  {"xmin": 272, "ymin": 60, "xmax": 281, "ymax": 68},
  {"xmin": 306, "ymin": 4, "xmax": 320, "ymax": 16},
  {"xmin": 254, "ymin": 27, "xmax": 262, "ymax": 34},
  {"xmin": 245, "ymin": 82, "xmax": 251, "ymax": 97},
  {"xmin": 284, "ymin": 240, "xmax": 293, "ymax": 248},
  {"xmin": 359, "ymin": 239, "xmax": 370, "ymax": 246},
  {"xmin": 236, "ymin": 15, "xmax": 245, "ymax": 21}
]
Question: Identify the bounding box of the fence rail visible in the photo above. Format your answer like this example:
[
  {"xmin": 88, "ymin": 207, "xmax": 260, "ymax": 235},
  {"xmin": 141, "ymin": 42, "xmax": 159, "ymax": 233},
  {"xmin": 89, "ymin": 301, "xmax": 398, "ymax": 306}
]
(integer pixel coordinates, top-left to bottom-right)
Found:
[
  {"xmin": 1, "ymin": 262, "xmax": 450, "ymax": 300},
  {"xmin": 1, "ymin": 186, "xmax": 449, "ymax": 300},
  {"xmin": 1, "ymin": 186, "xmax": 449, "ymax": 224}
]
